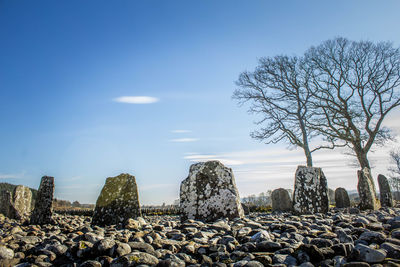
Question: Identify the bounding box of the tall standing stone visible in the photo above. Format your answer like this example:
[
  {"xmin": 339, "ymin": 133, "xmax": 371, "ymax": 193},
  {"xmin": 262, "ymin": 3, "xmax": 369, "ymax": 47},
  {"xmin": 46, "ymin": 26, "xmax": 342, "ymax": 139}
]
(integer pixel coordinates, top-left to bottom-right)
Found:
[
  {"xmin": 335, "ymin": 187, "xmax": 350, "ymax": 208},
  {"xmin": 180, "ymin": 161, "xmax": 244, "ymax": 222},
  {"xmin": 378, "ymin": 174, "xmax": 393, "ymax": 207},
  {"xmin": 92, "ymin": 173, "xmax": 141, "ymax": 226},
  {"xmin": 293, "ymin": 166, "xmax": 329, "ymax": 214},
  {"xmin": 11, "ymin": 185, "xmax": 32, "ymax": 220},
  {"xmin": 30, "ymin": 176, "xmax": 55, "ymax": 225},
  {"xmin": 0, "ymin": 191, "xmax": 12, "ymax": 218},
  {"xmin": 357, "ymin": 168, "xmax": 379, "ymax": 210},
  {"xmin": 271, "ymin": 188, "xmax": 292, "ymax": 212}
]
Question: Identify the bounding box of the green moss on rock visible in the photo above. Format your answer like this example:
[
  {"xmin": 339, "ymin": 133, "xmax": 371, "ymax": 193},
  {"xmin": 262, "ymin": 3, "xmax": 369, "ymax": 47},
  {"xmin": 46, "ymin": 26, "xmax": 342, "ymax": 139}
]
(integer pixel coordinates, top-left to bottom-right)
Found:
[{"xmin": 92, "ymin": 173, "xmax": 141, "ymax": 226}]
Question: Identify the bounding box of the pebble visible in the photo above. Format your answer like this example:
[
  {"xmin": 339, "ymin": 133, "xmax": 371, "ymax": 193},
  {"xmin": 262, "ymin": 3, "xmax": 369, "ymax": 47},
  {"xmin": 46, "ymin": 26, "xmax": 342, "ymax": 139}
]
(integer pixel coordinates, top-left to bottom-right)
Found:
[{"xmin": 0, "ymin": 208, "xmax": 399, "ymax": 266}]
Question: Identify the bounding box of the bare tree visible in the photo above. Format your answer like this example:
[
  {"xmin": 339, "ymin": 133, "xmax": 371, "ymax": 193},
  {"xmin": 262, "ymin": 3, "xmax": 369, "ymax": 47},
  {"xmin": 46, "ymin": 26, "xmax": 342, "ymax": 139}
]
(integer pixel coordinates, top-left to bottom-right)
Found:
[
  {"xmin": 305, "ymin": 38, "xmax": 400, "ymax": 170},
  {"xmin": 389, "ymin": 149, "xmax": 400, "ymax": 193},
  {"xmin": 233, "ymin": 56, "xmax": 335, "ymax": 167}
]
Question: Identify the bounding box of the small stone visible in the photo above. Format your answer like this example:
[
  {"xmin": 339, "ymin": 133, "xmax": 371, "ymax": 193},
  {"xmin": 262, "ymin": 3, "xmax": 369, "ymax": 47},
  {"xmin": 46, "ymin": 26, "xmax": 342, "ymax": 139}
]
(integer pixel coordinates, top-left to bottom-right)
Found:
[
  {"xmin": 250, "ymin": 230, "xmax": 270, "ymax": 243},
  {"xmin": 335, "ymin": 188, "xmax": 350, "ymax": 208},
  {"xmin": 380, "ymin": 242, "xmax": 400, "ymax": 259},
  {"xmin": 359, "ymin": 231, "xmax": 386, "ymax": 244},
  {"xmin": 0, "ymin": 246, "xmax": 14, "ymax": 260},
  {"xmin": 354, "ymin": 243, "xmax": 386, "ymax": 263},
  {"xmin": 271, "ymin": 188, "xmax": 293, "ymax": 212},
  {"xmin": 80, "ymin": 260, "xmax": 102, "ymax": 267}
]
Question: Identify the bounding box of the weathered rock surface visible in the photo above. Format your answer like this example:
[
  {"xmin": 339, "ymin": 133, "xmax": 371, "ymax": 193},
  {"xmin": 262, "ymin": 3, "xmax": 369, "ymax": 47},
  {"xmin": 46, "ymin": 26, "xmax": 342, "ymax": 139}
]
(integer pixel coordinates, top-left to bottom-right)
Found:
[
  {"xmin": 271, "ymin": 188, "xmax": 292, "ymax": 212},
  {"xmin": 11, "ymin": 185, "xmax": 32, "ymax": 220},
  {"xmin": 293, "ymin": 166, "xmax": 329, "ymax": 214},
  {"xmin": 30, "ymin": 176, "xmax": 55, "ymax": 225},
  {"xmin": 378, "ymin": 174, "xmax": 393, "ymax": 207},
  {"xmin": 180, "ymin": 160, "xmax": 244, "ymax": 222},
  {"xmin": 357, "ymin": 168, "xmax": 379, "ymax": 210},
  {"xmin": 92, "ymin": 173, "xmax": 141, "ymax": 226},
  {"xmin": 1, "ymin": 205, "xmax": 400, "ymax": 266},
  {"xmin": 0, "ymin": 186, "xmax": 32, "ymax": 221},
  {"xmin": 0, "ymin": 190, "xmax": 12, "ymax": 219},
  {"xmin": 335, "ymin": 187, "xmax": 350, "ymax": 208}
]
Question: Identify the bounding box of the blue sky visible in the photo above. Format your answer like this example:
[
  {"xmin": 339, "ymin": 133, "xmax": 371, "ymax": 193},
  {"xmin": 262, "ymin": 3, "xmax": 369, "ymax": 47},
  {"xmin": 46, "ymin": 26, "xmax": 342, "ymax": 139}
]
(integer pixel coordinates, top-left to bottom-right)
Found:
[{"xmin": 1, "ymin": 0, "xmax": 400, "ymax": 204}]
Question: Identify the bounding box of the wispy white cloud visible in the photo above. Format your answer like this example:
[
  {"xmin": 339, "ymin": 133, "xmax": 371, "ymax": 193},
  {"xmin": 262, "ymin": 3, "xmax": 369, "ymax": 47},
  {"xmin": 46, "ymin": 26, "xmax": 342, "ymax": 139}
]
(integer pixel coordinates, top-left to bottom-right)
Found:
[
  {"xmin": 0, "ymin": 172, "xmax": 25, "ymax": 179},
  {"xmin": 114, "ymin": 96, "xmax": 159, "ymax": 104},
  {"xmin": 170, "ymin": 138, "xmax": 199, "ymax": 143},
  {"xmin": 184, "ymin": 154, "xmax": 243, "ymax": 166},
  {"xmin": 182, "ymin": 142, "xmax": 400, "ymax": 196},
  {"xmin": 171, "ymin": 130, "xmax": 192, "ymax": 133}
]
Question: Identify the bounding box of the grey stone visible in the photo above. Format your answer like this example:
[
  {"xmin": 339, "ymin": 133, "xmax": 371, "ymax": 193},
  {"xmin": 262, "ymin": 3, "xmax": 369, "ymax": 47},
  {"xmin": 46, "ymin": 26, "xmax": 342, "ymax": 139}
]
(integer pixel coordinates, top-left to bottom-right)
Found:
[
  {"xmin": 381, "ymin": 242, "xmax": 400, "ymax": 258},
  {"xmin": 378, "ymin": 174, "xmax": 393, "ymax": 207},
  {"xmin": 12, "ymin": 185, "xmax": 32, "ymax": 220},
  {"xmin": 30, "ymin": 176, "xmax": 54, "ymax": 225},
  {"xmin": 293, "ymin": 166, "xmax": 329, "ymax": 214},
  {"xmin": 335, "ymin": 188, "xmax": 350, "ymax": 208},
  {"xmin": 273, "ymin": 254, "xmax": 297, "ymax": 266},
  {"xmin": 110, "ymin": 252, "xmax": 159, "ymax": 267},
  {"xmin": 92, "ymin": 173, "xmax": 141, "ymax": 226},
  {"xmin": 0, "ymin": 191, "xmax": 12, "ymax": 218},
  {"xmin": 354, "ymin": 243, "xmax": 386, "ymax": 263},
  {"xmin": 328, "ymin": 188, "xmax": 335, "ymax": 204},
  {"xmin": 358, "ymin": 231, "xmax": 386, "ymax": 244},
  {"xmin": 180, "ymin": 161, "xmax": 244, "ymax": 222},
  {"xmin": 357, "ymin": 168, "xmax": 379, "ymax": 210},
  {"xmin": 0, "ymin": 246, "xmax": 14, "ymax": 259},
  {"xmin": 272, "ymin": 188, "xmax": 293, "ymax": 212}
]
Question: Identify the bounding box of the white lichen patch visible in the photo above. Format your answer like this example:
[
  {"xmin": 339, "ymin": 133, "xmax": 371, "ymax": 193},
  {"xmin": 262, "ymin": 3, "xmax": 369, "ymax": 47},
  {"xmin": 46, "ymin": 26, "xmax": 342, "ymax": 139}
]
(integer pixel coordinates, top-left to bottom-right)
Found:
[
  {"xmin": 180, "ymin": 161, "xmax": 244, "ymax": 222},
  {"xmin": 293, "ymin": 166, "xmax": 329, "ymax": 215}
]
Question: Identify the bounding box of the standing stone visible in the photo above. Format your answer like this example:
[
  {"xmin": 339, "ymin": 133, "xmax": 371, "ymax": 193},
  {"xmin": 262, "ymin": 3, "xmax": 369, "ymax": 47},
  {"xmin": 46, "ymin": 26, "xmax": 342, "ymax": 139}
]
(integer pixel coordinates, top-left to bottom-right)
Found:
[
  {"xmin": 335, "ymin": 187, "xmax": 350, "ymax": 208},
  {"xmin": 180, "ymin": 161, "xmax": 244, "ymax": 222},
  {"xmin": 271, "ymin": 188, "xmax": 292, "ymax": 212},
  {"xmin": 92, "ymin": 173, "xmax": 141, "ymax": 226},
  {"xmin": 0, "ymin": 191, "xmax": 12, "ymax": 218},
  {"xmin": 357, "ymin": 168, "xmax": 379, "ymax": 210},
  {"xmin": 328, "ymin": 188, "xmax": 335, "ymax": 204},
  {"xmin": 11, "ymin": 185, "xmax": 32, "ymax": 220},
  {"xmin": 30, "ymin": 176, "xmax": 55, "ymax": 225},
  {"xmin": 293, "ymin": 166, "xmax": 329, "ymax": 214},
  {"xmin": 378, "ymin": 174, "xmax": 393, "ymax": 207}
]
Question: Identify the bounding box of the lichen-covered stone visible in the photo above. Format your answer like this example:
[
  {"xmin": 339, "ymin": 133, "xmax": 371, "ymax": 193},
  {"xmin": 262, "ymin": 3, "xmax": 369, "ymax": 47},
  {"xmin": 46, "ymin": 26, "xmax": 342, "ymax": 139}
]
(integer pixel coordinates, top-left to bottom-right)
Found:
[
  {"xmin": 0, "ymin": 186, "xmax": 32, "ymax": 221},
  {"xmin": 92, "ymin": 173, "xmax": 141, "ymax": 226},
  {"xmin": 11, "ymin": 185, "xmax": 32, "ymax": 220},
  {"xmin": 30, "ymin": 176, "xmax": 55, "ymax": 225},
  {"xmin": 180, "ymin": 160, "xmax": 244, "ymax": 222},
  {"xmin": 335, "ymin": 187, "xmax": 350, "ymax": 208},
  {"xmin": 357, "ymin": 168, "xmax": 379, "ymax": 210},
  {"xmin": 271, "ymin": 188, "xmax": 292, "ymax": 212},
  {"xmin": 293, "ymin": 166, "xmax": 329, "ymax": 214},
  {"xmin": 378, "ymin": 174, "xmax": 393, "ymax": 207},
  {"xmin": 0, "ymin": 191, "xmax": 12, "ymax": 218}
]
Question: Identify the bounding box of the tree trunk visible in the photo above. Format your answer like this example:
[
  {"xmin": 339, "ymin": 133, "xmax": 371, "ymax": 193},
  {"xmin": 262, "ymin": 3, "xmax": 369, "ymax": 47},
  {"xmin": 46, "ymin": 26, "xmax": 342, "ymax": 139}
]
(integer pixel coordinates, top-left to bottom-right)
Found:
[
  {"xmin": 354, "ymin": 145, "xmax": 377, "ymax": 195},
  {"xmin": 304, "ymin": 145, "xmax": 313, "ymax": 167}
]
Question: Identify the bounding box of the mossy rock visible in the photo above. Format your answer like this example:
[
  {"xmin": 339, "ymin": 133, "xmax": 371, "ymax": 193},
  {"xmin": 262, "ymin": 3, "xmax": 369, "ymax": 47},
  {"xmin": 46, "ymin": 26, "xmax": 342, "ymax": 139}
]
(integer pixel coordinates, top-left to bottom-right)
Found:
[{"xmin": 92, "ymin": 173, "xmax": 141, "ymax": 226}]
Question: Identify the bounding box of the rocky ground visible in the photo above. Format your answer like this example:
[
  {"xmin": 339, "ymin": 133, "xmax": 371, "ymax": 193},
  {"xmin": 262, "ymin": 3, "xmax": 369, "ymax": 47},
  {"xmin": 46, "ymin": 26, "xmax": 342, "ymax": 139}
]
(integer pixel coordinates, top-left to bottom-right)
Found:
[{"xmin": 1, "ymin": 208, "xmax": 400, "ymax": 267}]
